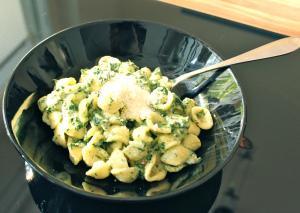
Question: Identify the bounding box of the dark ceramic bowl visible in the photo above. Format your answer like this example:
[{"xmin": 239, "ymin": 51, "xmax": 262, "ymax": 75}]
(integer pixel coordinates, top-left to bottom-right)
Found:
[{"xmin": 2, "ymin": 20, "xmax": 245, "ymax": 203}]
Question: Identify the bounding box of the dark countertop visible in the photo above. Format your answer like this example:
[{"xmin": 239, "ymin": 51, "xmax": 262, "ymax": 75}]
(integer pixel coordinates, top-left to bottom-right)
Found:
[{"xmin": 0, "ymin": 1, "xmax": 300, "ymax": 212}]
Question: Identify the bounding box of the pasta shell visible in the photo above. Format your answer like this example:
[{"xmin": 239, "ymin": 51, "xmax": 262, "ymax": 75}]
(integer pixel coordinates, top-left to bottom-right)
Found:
[
  {"xmin": 123, "ymin": 141, "xmax": 147, "ymax": 161},
  {"xmin": 132, "ymin": 126, "xmax": 153, "ymax": 143},
  {"xmin": 191, "ymin": 106, "xmax": 213, "ymax": 130},
  {"xmin": 146, "ymin": 112, "xmax": 171, "ymax": 134},
  {"xmin": 144, "ymin": 154, "xmax": 167, "ymax": 182},
  {"xmin": 108, "ymin": 149, "xmax": 129, "ymax": 169},
  {"xmin": 182, "ymin": 134, "xmax": 201, "ymax": 151},
  {"xmin": 161, "ymin": 145, "xmax": 192, "ymax": 166},
  {"xmin": 111, "ymin": 167, "xmax": 138, "ymax": 183},
  {"xmin": 157, "ymin": 134, "xmax": 180, "ymax": 150},
  {"xmin": 188, "ymin": 121, "xmax": 201, "ymax": 136},
  {"xmin": 86, "ymin": 160, "xmax": 111, "ymax": 179}
]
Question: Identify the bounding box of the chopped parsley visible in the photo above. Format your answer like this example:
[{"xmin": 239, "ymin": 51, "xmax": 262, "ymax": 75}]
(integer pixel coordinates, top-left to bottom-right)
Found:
[
  {"xmin": 149, "ymin": 81, "xmax": 159, "ymax": 91},
  {"xmin": 70, "ymin": 117, "xmax": 85, "ymax": 130},
  {"xmin": 78, "ymin": 85, "xmax": 88, "ymax": 93},
  {"xmin": 68, "ymin": 102, "xmax": 78, "ymax": 111},
  {"xmin": 145, "ymin": 153, "xmax": 152, "ymax": 161},
  {"xmin": 167, "ymin": 115, "xmax": 189, "ymax": 129},
  {"xmin": 93, "ymin": 141, "xmax": 109, "ymax": 150},
  {"xmin": 197, "ymin": 110, "xmax": 206, "ymax": 118},
  {"xmin": 45, "ymin": 106, "xmax": 55, "ymax": 113},
  {"xmin": 91, "ymin": 113, "xmax": 101, "ymax": 126},
  {"xmin": 171, "ymin": 95, "xmax": 185, "ymax": 114},
  {"xmin": 110, "ymin": 62, "xmax": 120, "ymax": 71},
  {"xmin": 146, "ymin": 140, "xmax": 165, "ymax": 161},
  {"xmin": 160, "ymin": 87, "xmax": 168, "ymax": 95},
  {"xmin": 134, "ymin": 162, "xmax": 145, "ymax": 179},
  {"xmin": 69, "ymin": 139, "xmax": 87, "ymax": 148},
  {"xmin": 90, "ymin": 112, "xmax": 109, "ymax": 130}
]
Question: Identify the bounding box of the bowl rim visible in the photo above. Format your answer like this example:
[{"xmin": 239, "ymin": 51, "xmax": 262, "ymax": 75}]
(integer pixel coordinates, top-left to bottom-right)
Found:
[{"xmin": 2, "ymin": 18, "xmax": 246, "ymax": 202}]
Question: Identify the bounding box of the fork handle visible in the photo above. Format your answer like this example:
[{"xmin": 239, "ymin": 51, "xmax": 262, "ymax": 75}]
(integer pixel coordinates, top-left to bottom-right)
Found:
[{"xmin": 174, "ymin": 37, "xmax": 300, "ymax": 86}]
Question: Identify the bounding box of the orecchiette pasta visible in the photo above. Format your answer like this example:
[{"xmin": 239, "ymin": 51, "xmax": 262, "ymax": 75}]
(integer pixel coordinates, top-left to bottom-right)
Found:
[
  {"xmin": 82, "ymin": 134, "xmax": 109, "ymax": 166},
  {"xmin": 118, "ymin": 61, "xmax": 137, "ymax": 74},
  {"xmin": 149, "ymin": 67, "xmax": 162, "ymax": 82},
  {"xmin": 67, "ymin": 137, "xmax": 85, "ymax": 165},
  {"xmin": 78, "ymin": 98, "xmax": 90, "ymax": 123},
  {"xmin": 182, "ymin": 134, "xmax": 201, "ymax": 151},
  {"xmin": 38, "ymin": 56, "xmax": 213, "ymax": 183},
  {"xmin": 111, "ymin": 167, "xmax": 139, "ymax": 183},
  {"xmin": 188, "ymin": 121, "xmax": 201, "ymax": 136},
  {"xmin": 149, "ymin": 87, "xmax": 174, "ymax": 110},
  {"xmin": 146, "ymin": 112, "xmax": 171, "ymax": 134},
  {"xmin": 182, "ymin": 98, "xmax": 196, "ymax": 115},
  {"xmin": 132, "ymin": 126, "xmax": 153, "ymax": 143},
  {"xmin": 41, "ymin": 111, "xmax": 51, "ymax": 127},
  {"xmin": 161, "ymin": 145, "xmax": 192, "ymax": 166},
  {"xmin": 186, "ymin": 153, "xmax": 201, "ymax": 165},
  {"xmin": 123, "ymin": 140, "xmax": 147, "ymax": 161},
  {"xmin": 44, "ymin": 111, "xmax": 62, "ymax": 129},
  {"xmin": 104, "ymin": 125, "xmax": 129, "ymax": 144},
  {"xmin": 157, "ymin": 134, "xmax": 180, "ymax": 150},
  {"xmin": 139, "ymin": 67, "xmax": 151, "ymax": 78},
  {"xmin": 191, "ymin": 106, "xmax": 214, "ymax": 130},
  {"xmin": 159, "ymin": 76, "xmax": 173, "ymax": 89},
  {"xmin": 37, "ymin": 96, "xmax": 47, "ymax": 112},
  {"xmin": 53, "ymin": 123, "xmax": 67, "ymax": 148},
  {"xmin": 84, "ymin": 126, "xmax": 100, "ymax": 142},
  {"xmin": 144, "ymin": 154, "xmax": 167, "ymax": 182},
  {"xmin": 97, "ymin": 94, "xmax": 124, "ymax": 114},
  {"xmin": 98, "ymin": 55, "xmax": 121, "ymax": 71},
  {"xmin": 108, "ymin": 149, "xmax": 129, "ymax": 169},
  {"xmin": 54, "ymin": 77, "xmax": 76, "ymax": 90},
  {"xmin": 85, "ymin": 160, "xmax": 111, "ymax": 179},
  {"xmin": 107, "ymin": 141, "xmax": 123, "ymax": 153},
  {"xmin": 64, "ymin": 118, "xmax": 86, "ymax": 139}
]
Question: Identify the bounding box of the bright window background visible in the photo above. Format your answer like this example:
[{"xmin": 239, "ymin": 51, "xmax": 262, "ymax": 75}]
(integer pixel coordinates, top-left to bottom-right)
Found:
[{"xmin": 0, "ymin": 0, "xmax": 28, "ymax": 63}]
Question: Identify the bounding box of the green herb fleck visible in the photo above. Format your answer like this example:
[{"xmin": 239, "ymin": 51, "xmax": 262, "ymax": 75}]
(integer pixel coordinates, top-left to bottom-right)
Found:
[
  {"xmin": 147, "ymin": 140, "xmax": 165, "ymax": 158},
  {"xmin": 197, "ymin": 110, "xmax": 205, "ymax": 118},
  {"xmin": 134, "ymin": 162, "xmax": 145, "ymax": 179},
  {"xmin": 91, "ymin": 114, "xmax": 101, "ymax": 126},
  {"xmin": 45, "ymin": 106, "xmax": 55, "ymax": 113},
  {"xmin": 93, "ymin": 140, "xmax": 109, "ymax": 150},
  {"xmin": 69, "ymin": 139, "xmax": 87, "ymax": 148},
  {"xmin": 110, "ymin": 63, "xmax": 120, "ymax": 71},
  {"xmin": 146, "ymin": 153, "xmax": 152, "ymax": 161},
  {"xmin": 71, "ymin": 117, "xmax": 85, "ymax": 130},
  {"xmin": 68, "ymin": 103, "xmax": 78, "ymax": 111}
]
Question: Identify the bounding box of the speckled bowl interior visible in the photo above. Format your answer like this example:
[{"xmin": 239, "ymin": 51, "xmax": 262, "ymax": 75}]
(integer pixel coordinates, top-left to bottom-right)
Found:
[{"xmin": 3, "ymin": 20, "xmax": 245, "ymax": 201}]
